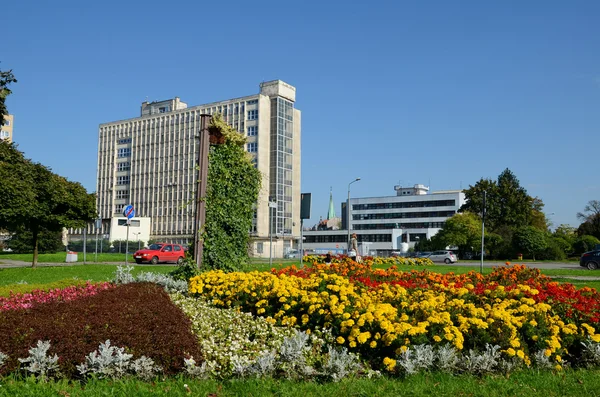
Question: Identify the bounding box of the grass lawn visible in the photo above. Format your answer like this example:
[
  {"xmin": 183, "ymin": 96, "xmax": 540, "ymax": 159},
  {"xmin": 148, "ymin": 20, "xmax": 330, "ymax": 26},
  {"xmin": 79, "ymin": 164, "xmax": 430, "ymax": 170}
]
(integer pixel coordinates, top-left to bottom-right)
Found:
[
  {"xmin": 1, "ymin": 369, "xmax": 600, "ymax": 396},
  {"xmin": 0, "ymin": 264, "xmax": 175, "ymax": 286}
]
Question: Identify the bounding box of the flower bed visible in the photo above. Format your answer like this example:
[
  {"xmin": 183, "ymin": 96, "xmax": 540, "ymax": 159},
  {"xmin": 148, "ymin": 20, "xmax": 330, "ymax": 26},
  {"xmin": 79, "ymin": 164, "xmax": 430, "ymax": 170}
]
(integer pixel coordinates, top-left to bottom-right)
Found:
[
  {"xmin": 0, "ymin": 281, "xmax": 114, "ymax": 311},
  {"xmin": 304, "ymin": 254, "xmax": 434, "ymax": 267},
  {"xmin": 0, "ymin": 282, "xmax": 201, "ymax": 378},
  {"xmin": 189, "ymin": 264, "xmax": 600, "ymax": 372}
]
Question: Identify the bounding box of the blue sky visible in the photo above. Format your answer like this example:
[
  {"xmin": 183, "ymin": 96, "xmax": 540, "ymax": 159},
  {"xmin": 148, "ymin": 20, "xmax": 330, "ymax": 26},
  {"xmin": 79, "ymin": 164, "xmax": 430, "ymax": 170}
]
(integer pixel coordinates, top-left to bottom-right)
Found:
[{"xmin": 3, "ymin": 0, "xmax": 599, "ymax": 229}]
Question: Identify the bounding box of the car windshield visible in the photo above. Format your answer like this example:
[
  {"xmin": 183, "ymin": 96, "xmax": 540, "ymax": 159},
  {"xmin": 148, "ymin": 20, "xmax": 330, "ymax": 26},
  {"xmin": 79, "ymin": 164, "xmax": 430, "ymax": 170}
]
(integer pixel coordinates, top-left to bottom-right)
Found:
[{"xmin": 148, "ymin": 244, "xmax": 163, "ymax": 250}]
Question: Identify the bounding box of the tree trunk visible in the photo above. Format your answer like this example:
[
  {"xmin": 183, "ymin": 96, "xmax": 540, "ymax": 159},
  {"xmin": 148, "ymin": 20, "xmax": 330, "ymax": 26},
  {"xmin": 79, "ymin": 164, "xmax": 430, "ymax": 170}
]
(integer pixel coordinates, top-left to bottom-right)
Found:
[{"xmin": 32, "ymin": 227, "xmax": 38, "ymax": 268}]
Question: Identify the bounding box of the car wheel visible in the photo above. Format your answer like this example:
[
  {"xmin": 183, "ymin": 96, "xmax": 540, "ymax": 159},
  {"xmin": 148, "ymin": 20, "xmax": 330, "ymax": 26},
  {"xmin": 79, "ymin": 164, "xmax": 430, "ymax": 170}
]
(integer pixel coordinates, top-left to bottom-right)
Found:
[
  {"xmin": 151, "ymin": 256, "xmax": 159, "ymax": 265},
  {"xmin": 586, "ymin": 261, "xmax": 599, "ymax": 270},
  {"xmin": 177, "ymin": 256, "xmax": 184, "ymax": 265},
  {"xmin": 444, "ymin": 258, "xmax": 451, "ymax": 264}
]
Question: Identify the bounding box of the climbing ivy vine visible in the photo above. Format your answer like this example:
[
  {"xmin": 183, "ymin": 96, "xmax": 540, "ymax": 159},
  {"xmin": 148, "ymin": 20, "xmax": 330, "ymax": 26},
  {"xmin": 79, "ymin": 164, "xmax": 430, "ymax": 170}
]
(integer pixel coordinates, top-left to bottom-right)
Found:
[{"xmin": 202, "ymin": 114, "xmax": 261, "ymax": 271}]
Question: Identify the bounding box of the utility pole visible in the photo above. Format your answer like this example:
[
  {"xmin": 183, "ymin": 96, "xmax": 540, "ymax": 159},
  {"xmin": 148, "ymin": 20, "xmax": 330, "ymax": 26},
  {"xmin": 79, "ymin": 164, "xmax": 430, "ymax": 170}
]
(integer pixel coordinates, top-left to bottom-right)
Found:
[
  {"xmin": 95, "ymin": 215, "xmax": 100, "ymax": 263},
  {"xmin": 193, "ymin": 114, "xmax": 213, "ymax": 268},
  {"xmin": 480, "ymin": 191, "xmax": 486, "ymax": 274},
  {"xmin": 347, "ymin": 178, "xmax": 361, "ymax": 253}
]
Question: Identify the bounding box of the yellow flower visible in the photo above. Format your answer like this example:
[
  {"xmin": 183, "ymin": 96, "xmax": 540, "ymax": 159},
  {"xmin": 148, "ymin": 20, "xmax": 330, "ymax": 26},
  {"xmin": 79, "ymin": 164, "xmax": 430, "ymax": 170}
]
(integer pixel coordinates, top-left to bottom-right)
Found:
[
  {"xmin": 370, "ymin": 341, "xmax": 377, "ymax": 348},
  {"xmin": 383, "ymin": 357, "xmax": 396, "ymax": 371},
  {"xmin": 433, "ymin": 335, "xmax": 442, "ymax": 343},
  {"xmin": 336, "ymin": 336, "xmax": 345, "ymax": 344},
  {"xmin": 506, "ymin": 348, "xmax": 516, "ymax": 357}
]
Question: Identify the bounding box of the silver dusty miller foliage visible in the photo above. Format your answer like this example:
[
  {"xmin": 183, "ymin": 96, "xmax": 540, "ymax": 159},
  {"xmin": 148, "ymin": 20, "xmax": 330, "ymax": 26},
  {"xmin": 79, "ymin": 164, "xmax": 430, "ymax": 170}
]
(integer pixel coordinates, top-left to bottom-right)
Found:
[
  {"xmin": 112, "ymin": 266, "xmax": 188, "ymax": 293},
  {"xmin": 76, "ymin": 339, "xmax": 160, "ymax": 380},
  {"xmin": 18, "ymin": 340, "xmax": 60, "ymax": 380}
]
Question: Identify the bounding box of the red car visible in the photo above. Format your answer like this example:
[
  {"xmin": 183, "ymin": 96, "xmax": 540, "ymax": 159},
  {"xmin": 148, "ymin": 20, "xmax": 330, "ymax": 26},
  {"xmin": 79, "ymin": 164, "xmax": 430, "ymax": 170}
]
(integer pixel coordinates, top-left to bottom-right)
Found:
[{"xmin": 133, "ymin": 243, "xmax": 185, "ymax": 264}]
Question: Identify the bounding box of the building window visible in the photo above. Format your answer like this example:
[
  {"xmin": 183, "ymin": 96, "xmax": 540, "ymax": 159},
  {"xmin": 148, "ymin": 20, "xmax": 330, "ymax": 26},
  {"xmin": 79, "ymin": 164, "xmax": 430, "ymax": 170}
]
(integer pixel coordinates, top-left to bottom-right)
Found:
[
  {"xmin": 115, "ymin": 204, "xmax": 125, "ymax": 213},
  {"xmin": 247, "ymin": 126, "xmax": 257, "ymax": 136},
  {"xmin": 117, "ymin": 148, "xmax": 131, "ymax": 158},
  {"xmin": 247, "ymin": 99, "xmax": 258, "ymax": 105},
  {"xmin": 117, "ymin": 138, "xmax": 132, "ymax": 144},
  {"xmin": 115, "ymin": 190, "xmax": 129, "ymax": 199},
  {"xmin": 247, "ymin": 110, "xmax": 258, "ymax": 120},
  {"xmin": 116, "ymin": 176, "xmax": 130, "ymax": 185},
  {"xmin": 247, "ymin": 142, "xmax": 257, "ymax": 153},
  {"xmin": 4, "ymin": 120, "xmax": 10, "ymax": 126},
  {"xmin": 117, "ymin": 162, "xmax": 131, "ymax": 172},
  {"xmin": 257, "ymin": 242, "xmax": 263, "ymax": 254}
]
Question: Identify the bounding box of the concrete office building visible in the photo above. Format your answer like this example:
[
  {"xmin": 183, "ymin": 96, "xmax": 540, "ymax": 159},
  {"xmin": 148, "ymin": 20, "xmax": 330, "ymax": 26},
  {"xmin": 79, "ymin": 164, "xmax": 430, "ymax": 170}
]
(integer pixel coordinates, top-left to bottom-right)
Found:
[
  {"xmin": 1, "ymin": 114, "xmax": 13, "ymax": 143},
  {"xmin": 303, "ymin": 184, "xmax": 465, "ymax": 256},
  {"xmin": 96, "ymin": 80, "xmax": 301, "ymax": 257}
]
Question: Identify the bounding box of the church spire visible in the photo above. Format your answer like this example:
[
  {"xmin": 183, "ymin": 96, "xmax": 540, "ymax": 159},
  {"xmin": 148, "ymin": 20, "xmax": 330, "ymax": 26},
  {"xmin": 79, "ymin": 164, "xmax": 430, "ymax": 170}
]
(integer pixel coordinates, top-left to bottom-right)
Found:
[{"xmin": 327, "ymin": 186, "xmax": 336, "ymax": 220}]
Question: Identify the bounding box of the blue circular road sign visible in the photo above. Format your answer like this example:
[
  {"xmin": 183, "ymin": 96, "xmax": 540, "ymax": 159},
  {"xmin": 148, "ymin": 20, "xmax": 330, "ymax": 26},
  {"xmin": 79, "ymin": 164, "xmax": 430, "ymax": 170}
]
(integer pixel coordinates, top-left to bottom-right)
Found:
[{"xmin": 123, "ymin": 205, "xmax": 135, "ymax": 219}]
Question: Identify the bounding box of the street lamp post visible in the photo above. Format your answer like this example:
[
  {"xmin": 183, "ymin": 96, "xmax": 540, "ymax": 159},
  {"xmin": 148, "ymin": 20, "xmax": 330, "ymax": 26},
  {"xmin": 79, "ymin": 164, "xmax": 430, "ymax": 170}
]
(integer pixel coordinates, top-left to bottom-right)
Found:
[
  {"xmin": 347, "ymin": 177, "xmax": 361, "ymax": 254},
  {"xmin": 133, "ymin": 232, "xmax": 141, "ymax": 251}
]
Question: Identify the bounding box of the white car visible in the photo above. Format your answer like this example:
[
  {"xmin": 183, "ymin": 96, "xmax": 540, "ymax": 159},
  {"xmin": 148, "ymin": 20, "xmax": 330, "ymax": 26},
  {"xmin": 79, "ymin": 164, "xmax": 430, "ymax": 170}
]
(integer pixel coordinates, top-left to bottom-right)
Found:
[{"xmin": 427, "ymin": 250, "xmax": 457, "ymax": 264}]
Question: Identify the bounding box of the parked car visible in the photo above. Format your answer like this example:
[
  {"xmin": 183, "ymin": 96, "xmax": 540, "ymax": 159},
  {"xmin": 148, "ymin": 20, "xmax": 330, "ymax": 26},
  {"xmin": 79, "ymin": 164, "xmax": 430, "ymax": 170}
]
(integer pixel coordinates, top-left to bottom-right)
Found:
[
  {"xmin": 427, "ymin": 250, "xmax": 458, "ymax": 264},
  {"xmin": 133, "ymin": 243, "xmax": 185, "ymax": 264},
  {"xmin": 284, "ymin": 249, "xmax": 301, "ymax": 259},
  {"xmin": 580, "ymin": 250, "xmax": 600, "ymax": 270},
  {"xmin": 416, "ymin": 251, "xmax": 433, "ymax": 258}
]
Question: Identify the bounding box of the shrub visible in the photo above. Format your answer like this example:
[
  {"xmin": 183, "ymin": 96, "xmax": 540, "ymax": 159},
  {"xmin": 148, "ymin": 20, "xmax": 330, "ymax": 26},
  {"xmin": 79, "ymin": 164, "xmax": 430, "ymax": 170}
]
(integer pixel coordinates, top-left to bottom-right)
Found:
[{"xmin": 0, "ymin": 283, "xmax": 202, "ymax": 378}]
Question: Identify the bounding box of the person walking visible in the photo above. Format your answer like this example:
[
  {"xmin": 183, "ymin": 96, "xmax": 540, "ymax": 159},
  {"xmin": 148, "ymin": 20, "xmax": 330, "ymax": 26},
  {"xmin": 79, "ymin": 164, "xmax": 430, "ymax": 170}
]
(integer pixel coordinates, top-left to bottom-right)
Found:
[{"xmin": 348, "ymin": 233, "xmax": 358, "ymax": 262}]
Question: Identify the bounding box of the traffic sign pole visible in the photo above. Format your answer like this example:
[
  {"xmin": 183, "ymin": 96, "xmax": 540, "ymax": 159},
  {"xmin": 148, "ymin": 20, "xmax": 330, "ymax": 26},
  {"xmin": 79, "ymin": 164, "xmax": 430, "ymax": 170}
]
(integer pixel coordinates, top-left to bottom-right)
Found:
[
  {"xmin": 125, "ymin": 221, "xmax": 129, "ymax": 266},
  {"xmin": 122, "ymin": 206, "xmax": 135, "ymax": 266}
]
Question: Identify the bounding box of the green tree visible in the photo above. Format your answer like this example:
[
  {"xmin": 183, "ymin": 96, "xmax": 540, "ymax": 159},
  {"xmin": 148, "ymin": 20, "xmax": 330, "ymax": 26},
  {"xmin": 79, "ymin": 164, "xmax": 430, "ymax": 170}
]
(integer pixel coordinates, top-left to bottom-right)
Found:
[
  {"xmin": 0, "ymin": 69, "xmax": 17, "ymax": 126},
  {"xmin": 461, "ymin": 169, "xmax": 545, "ymax": 232},
  {"xmin": 497, "ymin": 168, "xmax": 535, "ymax": 229},
  {"xmin": 576, "ymin": 200, "xmax": 600, "ymax": 240},
  {"xmin": 6, "ymin": 227, "xmax": 63, "ymax": 254},
  {"xmin": 434, "ymin": 212, "xmax": 482, "ymax": 257},
  {"xmin": 460, "ymin": 178, "xmax": 500, "ymax": 230},
  {"xmin": 572, "ymin": 235, "xmax": 600, "ymax": 256},
  {"xmin": 202, "ymin": 115, "xmax": 261, "ymax": 271},
  {"xmin": 0, "ymin": 141, "xmax": 97, "ymax": 267},
  {"xmin": 512, "ymin": 226, "xmax": 547, "ymax": 260}
]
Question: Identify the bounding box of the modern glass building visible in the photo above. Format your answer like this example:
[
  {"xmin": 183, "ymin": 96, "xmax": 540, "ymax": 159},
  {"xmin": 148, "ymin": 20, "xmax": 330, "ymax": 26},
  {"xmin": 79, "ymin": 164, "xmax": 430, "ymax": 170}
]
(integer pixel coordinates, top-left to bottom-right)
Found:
[
  {"xmin": 304, "ymin": 184, "xmax": 465, "ymax": 256},
  {"xmin": 96, "ymin": 80, "xmax": 301, "ymax": 257}
]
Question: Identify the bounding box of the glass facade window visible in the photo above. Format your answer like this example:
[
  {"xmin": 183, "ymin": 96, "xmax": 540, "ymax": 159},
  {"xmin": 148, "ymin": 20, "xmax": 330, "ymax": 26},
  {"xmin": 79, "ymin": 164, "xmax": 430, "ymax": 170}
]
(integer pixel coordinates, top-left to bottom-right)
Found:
[
  {"xmin": 269, "ymin": 97, "xmax": 294, "ymax": 236},
  {"xmin": 353, "ymin": 210, "xmax": 456, "ymax": 220},
  {"xmin": 117, "ymin": 162, "xmax": 131, "ymax": 172},
  {"xmin": 353, "ymin": 200, "xmax": 456, "ymax": 210},
  {"xmin": 117, "ymin": 148, "xmax": 131, "ymax": 158},
  {"xmin": 116, "ymin": 176, "xmax": 130, "ymax": 185},
  {"xmin": 248, "ymin": 110, "xmax": 258, "ymax": 120},
  {"xmin": 115, "ymin": 190, "xmax": 129, "ymax": 199},
  {"xmin": 247, "ymin": 142, "xmax": 257, "ymax": 152},
  {"xmin": 248, "ymin": 126, "xmax": 257, "ymax": 136}
]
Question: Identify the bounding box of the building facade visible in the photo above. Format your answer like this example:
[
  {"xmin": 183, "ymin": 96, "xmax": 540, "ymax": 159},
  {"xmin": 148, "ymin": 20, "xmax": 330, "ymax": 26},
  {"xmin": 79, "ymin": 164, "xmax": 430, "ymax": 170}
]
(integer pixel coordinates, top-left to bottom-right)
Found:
[
  {"xmin": 1, "ymin": 114, "xmax": 13, "ymax": 143},
  {"xmin": 303, "ymin": 184, "xmax": 465, "ymax": 256},
  {"xmin": 96, "ymin": 80, "xmax": 301, "ymax": 257}
]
